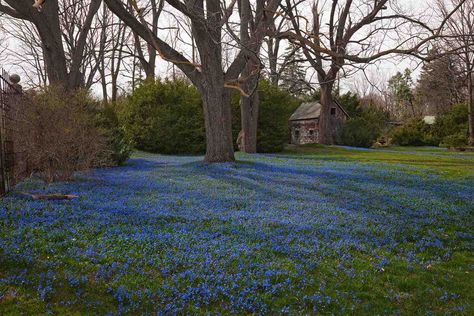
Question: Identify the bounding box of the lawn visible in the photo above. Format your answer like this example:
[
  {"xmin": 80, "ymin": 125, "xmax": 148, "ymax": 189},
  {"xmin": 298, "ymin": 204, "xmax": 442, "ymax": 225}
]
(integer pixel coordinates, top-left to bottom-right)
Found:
[{"xmin": 0, "ymin": 146, "xmax": 473, "ymax": 314}]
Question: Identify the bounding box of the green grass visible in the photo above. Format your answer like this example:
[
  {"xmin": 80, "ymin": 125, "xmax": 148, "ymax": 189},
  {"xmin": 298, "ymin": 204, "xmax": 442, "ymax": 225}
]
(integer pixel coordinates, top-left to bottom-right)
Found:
[{"xmin": 283, "ymin": 144, "xmax": 474, "ymax": 179}]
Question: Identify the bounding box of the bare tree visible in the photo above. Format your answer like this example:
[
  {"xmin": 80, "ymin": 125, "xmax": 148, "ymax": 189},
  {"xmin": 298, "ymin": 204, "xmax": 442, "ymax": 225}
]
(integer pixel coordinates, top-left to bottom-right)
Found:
[
  {"xmin": 281, "ymin": 0, "xmax": 466, "ymax": 144},
  {"xmin": 0, "ymin": 0, "xmax": 102, "ymax": 90},
  {"xmin": 416, "ymin": 48, "xmax": 464, "ymax": 115},
  {"xmin": 0, "ymin": 22, "xmax": 7, "ymax": 64},
  {"xmin": 438, "ymin": 0, "xmax": 474, "ymax": 145},
  {"xmin": 131, "ymin": 0, "xmax": 162, "ymax": 80},
  {"xmin": 103, "ymin": 0, "xmax": 281, "ymax": 162},
  {"xmin": 90, "ymin": 4, "xmax": 135, "ymax": 101},
  {"xmin": 264, "ymin": 18, "xmax": 308, "ymax": 89},
  {"xmin": 0, "ymin": 19, "xmax": 48, "ymax": 86},
  {"xmin": 265, "ymin": 16, "xmax": 287, "ymax": 86},
  {"xmin": 236, "ymin": 0, "xmax": 276, "ymax": 153}
]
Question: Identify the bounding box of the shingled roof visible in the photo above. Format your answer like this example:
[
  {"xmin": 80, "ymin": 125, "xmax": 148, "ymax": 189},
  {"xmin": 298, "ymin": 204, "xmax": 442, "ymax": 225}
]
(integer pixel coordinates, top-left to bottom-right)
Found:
[
  {"xmin": 289, "ymin": 102, "xmax": 321, "ymax": 121},
  {"xmin": 289, "ymin": 100, "xmax": 349, "ymax": 121}
]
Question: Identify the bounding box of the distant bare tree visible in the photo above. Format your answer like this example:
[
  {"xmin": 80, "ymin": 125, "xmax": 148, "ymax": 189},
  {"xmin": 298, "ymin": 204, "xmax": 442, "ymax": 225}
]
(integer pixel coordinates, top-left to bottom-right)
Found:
[
  {"xmin": 416, "ymin": 48, "xmax": 464, "ymax": 115},
  {"xmin": 281, "ymin": 0, "xmax": 467, "ymax": 144},
  {"xmin": 131, "ymin": 0, "xmax": 161, "ymax": 80},
  {"xmin": 264, "ymin": 18, "xmax": 311, "ymax": 91},
  {"xmin": 0, "ymin": 19, "xmax": 47, "ymax": 86},
  {"xmin": 0, "ymin": 23, "xmax": 7, "ymax": 64},
  {"xmin": 0, "ymin": 0, "xmax": 102, "ymax": 90},
  {"xmin": 438, "ymin": 0, "xmax": 474, "ymax": 145}
]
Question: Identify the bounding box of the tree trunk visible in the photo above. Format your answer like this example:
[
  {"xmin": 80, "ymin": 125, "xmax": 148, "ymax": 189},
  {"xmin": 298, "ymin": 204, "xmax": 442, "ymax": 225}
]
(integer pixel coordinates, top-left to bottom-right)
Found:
[
  {"xmin": 35, "ymin": 2, "xmax": 68, "ymax": 86},
  {"xmin": 240, "ymin": 89, "xmax": 259, "ymax": 153},
  {"xmin": 319, "ymin": 83, "xmax": 335, "ymax": 144},
  {"xmin": 468, "ymin": 72, "xmax": 474, "ymax": 146},
  {"xmin": 239, "ymin": 61, "xmax": 259, "ymax": 153},
  {"xmin": 267, "ymin": 37, "xmax": 279, "ymax": 86},
  {"xmin": 143, "ymin": 62, "xmax": 156, "ymax": 80},
  {"xmin": 201, "ymin": 83, "xmax": 235, "ymax": 162}
]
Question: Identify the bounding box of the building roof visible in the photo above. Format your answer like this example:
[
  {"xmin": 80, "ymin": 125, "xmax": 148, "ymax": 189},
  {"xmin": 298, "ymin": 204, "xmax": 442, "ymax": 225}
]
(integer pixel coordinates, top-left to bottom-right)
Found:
[
  {"xmin": 289, "ymin": 100, "xmax": 349, "ymax": 121},
  {"xmin": 289, "ymin": 102, "xmax": 322, "ymax": 121}
]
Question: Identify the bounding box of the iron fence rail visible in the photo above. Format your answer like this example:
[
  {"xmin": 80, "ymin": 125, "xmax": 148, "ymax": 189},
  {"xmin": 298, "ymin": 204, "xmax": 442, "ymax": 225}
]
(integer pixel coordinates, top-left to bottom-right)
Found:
[{"xmin": 0, "ymin": 69, "xmax": 25, "ymax": 195}]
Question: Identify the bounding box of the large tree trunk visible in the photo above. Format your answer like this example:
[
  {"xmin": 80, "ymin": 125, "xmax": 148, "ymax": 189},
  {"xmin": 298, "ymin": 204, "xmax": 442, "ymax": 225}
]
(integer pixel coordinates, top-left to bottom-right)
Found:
[
  {"xmin": 193, "ymin": 1, "xmax": 235, "ymax": 163},
  {"xmin": 200, "ymin": 82, "xmax": 235, "ymax": 163},
  {"xmin": 319, "ymin": 83, "xmax": 335, "ymax": 144},
  {"xmin": 35, "ymin": 2, "xmax": 68, "ymax": 86},
  {"xmin": 468, "ymin": 72, "xmax": 474, "ymax": 146}
]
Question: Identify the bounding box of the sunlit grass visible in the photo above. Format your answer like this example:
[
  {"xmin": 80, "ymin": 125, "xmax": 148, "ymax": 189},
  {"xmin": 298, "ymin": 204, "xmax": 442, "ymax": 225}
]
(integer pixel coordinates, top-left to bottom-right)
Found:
[{"xmin": 283, "ymin": 144, "xmax": 474, "ymax": 179}]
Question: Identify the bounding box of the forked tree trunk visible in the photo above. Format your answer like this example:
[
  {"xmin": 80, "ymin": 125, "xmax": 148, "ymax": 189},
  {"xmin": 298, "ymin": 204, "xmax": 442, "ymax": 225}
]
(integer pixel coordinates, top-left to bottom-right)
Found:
[
  {"xmin": 319, "ymin": 83, "xmax": 335, "ymax": 144},
  {"xmin": 102, "ymin": 0, "xmax": 280, "ymax": 163}
]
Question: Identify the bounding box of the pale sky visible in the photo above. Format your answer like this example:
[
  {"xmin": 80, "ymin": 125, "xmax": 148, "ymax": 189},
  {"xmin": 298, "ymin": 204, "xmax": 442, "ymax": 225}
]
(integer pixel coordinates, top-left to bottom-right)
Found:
[{"xmin": 0, "ymin": 0, "xmax": 443, "ymax": 97}]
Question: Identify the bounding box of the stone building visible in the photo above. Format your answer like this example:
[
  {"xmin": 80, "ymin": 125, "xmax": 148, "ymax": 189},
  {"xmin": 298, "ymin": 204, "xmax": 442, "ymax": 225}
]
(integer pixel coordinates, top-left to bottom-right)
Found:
[{"xmin": 289, "ymin": 101, "xmax": 349, "ymax": 145}]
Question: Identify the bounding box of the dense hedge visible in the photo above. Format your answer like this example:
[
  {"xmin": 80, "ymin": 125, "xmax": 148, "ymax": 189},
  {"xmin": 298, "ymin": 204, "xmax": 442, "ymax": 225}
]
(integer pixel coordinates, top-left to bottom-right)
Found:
[
  {"xmin": 391, "ymin": 119, "xmax": 432, "ymax": 146},
  {"xmin": 95, "ymin": 105, "xmax": 132, "ymax": 165},
  {"xmin": 338, "ymin": 93, "xmax": 389, "ymax": 148},
  {"xmin": 433, "ymin": 104, "xmax": 469, "ymax": 147},
  {"xmin": 120, "ymin": 79, "xmax": 299, "ymax": 154},
  {"xmin": 119, "ymin": 79, "xmax": 205, "ymax": 154}
]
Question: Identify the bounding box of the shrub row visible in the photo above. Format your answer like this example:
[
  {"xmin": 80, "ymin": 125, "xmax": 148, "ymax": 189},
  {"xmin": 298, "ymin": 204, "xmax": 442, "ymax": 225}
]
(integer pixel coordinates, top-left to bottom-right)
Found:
[
  {"xmin": 337, "ymin": 96, "xmax": 469, "ymax": 148},
  {"xmin": 391, "ymin": 104, "xmax": 469, "ymax": 147},
  {"xmin": 119, "ymin": 79, "xmax": 300, "ymax": 155}
]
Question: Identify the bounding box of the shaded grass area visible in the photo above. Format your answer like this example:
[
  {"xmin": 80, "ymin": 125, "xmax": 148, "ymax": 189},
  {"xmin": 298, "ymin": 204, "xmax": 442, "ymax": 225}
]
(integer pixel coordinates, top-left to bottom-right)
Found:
[{"xmin": 0, "ymin": 147, "xmax": 473, "ymax": 314}]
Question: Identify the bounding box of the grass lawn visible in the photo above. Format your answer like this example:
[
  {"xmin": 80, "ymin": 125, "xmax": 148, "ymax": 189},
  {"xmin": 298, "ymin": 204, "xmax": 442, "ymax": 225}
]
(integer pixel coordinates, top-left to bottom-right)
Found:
[{"xmin": 0, "ymin": 146, "xmax": 473, "ymax": 314}]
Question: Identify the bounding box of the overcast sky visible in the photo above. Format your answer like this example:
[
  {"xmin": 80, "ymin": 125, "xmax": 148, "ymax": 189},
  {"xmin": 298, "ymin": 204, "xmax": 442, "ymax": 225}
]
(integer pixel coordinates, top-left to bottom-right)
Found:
[{"xmin": 0, "ymin": 0, "xmax": 442, "ymax": 97}]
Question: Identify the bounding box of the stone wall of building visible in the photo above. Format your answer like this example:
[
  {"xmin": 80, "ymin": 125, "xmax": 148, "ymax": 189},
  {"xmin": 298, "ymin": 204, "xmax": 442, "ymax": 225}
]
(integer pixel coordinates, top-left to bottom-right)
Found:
[{"xmin": 290, "ymin": 119, "xmax": 319, "ymax": 145}]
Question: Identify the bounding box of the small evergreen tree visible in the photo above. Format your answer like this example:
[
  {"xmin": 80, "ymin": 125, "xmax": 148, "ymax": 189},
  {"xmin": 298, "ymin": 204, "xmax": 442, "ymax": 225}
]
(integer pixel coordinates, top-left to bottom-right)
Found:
[{"xmin": 388, "ymin": 69, "xmax": 416, "ymax": 119}]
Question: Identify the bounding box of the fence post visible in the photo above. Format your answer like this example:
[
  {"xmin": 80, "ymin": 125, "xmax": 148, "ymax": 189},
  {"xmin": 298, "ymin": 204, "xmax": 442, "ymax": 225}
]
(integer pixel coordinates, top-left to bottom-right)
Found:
[{"xmin": 0, "ymin": 70, "xmax": 23, "ymax": 196}]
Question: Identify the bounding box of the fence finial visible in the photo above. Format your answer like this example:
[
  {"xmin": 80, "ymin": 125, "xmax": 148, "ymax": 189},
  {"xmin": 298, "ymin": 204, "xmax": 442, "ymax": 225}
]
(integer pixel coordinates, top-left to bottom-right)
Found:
[
  {"xmin": 8, "ymin": 74, "xmax": 22, "ymax": 93},
  {"xmin": 9, "ymin": 74, "xmax": 20, "ymax": 84}
]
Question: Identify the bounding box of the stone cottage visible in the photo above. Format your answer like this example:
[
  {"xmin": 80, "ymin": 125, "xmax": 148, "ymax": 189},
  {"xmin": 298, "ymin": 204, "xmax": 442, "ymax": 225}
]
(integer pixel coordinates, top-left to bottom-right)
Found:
[{"xmin": 289, "ymin": 101, "xmax": 349, "ymax": 145}]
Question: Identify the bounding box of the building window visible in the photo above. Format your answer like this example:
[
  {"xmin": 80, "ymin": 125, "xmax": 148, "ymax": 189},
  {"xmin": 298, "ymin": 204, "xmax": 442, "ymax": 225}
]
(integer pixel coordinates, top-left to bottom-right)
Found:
[
  {"xmin": 295, "ymin": 130, "xmax": 300, "ymax": 138},
  {"xmin": 330, "ymin": 107, "xmax": 336, "ymax": 115},
  {"xmin": 309, "ymin": 130, "xmax": 314, "ymax": 136}
]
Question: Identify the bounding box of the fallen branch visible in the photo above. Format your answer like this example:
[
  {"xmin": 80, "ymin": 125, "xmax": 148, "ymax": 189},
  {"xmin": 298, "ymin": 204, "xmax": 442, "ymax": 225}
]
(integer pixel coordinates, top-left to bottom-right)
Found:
[{"xmin": 21, "ymin": 192, "xmax": 79, "ymax": 200}]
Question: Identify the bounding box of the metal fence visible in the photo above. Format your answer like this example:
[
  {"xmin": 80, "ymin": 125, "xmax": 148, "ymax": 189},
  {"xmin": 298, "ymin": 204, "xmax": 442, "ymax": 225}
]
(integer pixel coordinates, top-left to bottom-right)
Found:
[{"xmin": 0, "ymin": 69, "xmax": 26, "ymax": 195}]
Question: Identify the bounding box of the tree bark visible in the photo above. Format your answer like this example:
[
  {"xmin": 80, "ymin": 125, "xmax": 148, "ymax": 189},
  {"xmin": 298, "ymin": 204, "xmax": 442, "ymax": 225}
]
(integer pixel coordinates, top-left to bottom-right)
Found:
[
  {"xmin": 240, "ymin": 74, "xmax": 259, "ymax": 153},
  {"xmin": 200, "ymin": 81, "xmax": 235, "ymax": 163},
  {"xmin": 34, "ymin": 1, "xmax": 68, "ymax": 86},
  {"xmin": 319, "ymin": 82, "xmax": 335, "ymax": 144},
  {"xmin": 468, "ymin": 72, "xmax": 474, "ymax": 146},
  {"xmin": 267, "ymin": 36, "xmax": 280, "ymax": 86}
]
